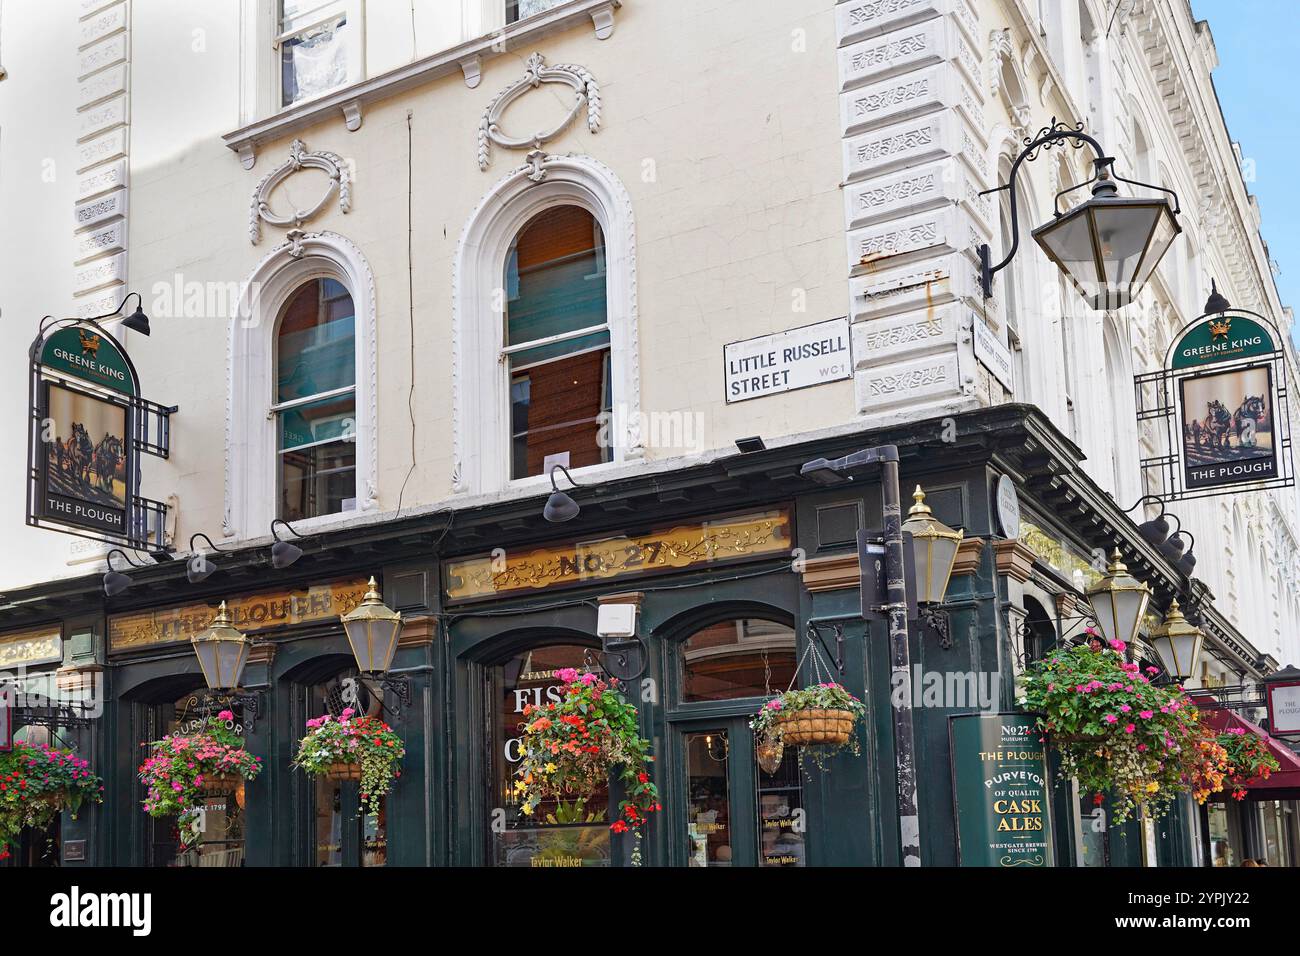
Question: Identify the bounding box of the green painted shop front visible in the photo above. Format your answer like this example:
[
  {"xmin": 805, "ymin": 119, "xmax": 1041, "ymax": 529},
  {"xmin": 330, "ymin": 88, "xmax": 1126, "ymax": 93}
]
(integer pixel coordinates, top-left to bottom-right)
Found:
[{"xmin": 2, "ymin": 406, "xmax": 1226, "ymax": 867}]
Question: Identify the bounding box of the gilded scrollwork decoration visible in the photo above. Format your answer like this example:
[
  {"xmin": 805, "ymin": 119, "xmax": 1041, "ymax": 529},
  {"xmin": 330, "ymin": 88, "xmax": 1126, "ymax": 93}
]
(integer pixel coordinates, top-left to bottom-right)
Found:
[
  {"xmin": 477, "ymin": 52, "xmax": 601, "ymax": 176},
  {"xmin": 249, "ymin": 138, "xmax": 352, "ymax": 245}
]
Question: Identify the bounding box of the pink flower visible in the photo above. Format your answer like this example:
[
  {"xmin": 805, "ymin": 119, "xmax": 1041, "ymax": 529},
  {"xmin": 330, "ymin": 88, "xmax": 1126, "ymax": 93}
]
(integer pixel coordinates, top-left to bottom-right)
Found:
[
  {"xmin": 1138, "ymin": 744, "xmax": 1148, "ymax": 752},
  {"xmin": 1103, "ymin": 714, "xmax": 1119, "ymax": 724},
  {"xmin": 1124, "ymin": 724, "xmax": 1136, "ymax": 734},
  {"xmin": 1145, "ymin": 666, "xmax": 1160, "ymax": 675},
  {"xmin": 1120, "ymin": 704, "xmax": 1131, "ymax": 713},
  {"xmin": 1139, "ymin": 710, "xmax": 1153, "ymax": 720},
  {"xmin": 218, "ymin": 710, "xmax": 234, "ymax": 721}
]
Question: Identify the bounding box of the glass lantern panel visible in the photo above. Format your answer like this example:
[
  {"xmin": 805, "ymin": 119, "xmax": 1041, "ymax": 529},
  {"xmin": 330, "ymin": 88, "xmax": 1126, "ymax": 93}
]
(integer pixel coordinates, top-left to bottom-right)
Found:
[
  {"xmin": 1095, "ymin": 205, "xmax": 1164, "ymax": 290},
  {"xmin": 1035, "ymin": 212, "xmax": 1100, "ymax": 300},
  {"xmin": 1133, "ymin": 208, "xmax": 1179, "ymax": 287}
]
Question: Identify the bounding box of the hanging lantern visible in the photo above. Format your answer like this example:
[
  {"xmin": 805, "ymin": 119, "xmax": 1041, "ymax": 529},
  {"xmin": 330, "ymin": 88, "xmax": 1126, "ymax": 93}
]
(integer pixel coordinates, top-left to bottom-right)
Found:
[
  {"xmin": 340, "ymin": 577, "xmax": 403, "ymax": 675},
  {"xmin": 191, "ymin": 601, "xmax": 251, "ymax": 691},
  {"xmin": 1085, "ymin": 549, "xmax": 1152, "ymax": 647},
  {"xmin": 756, "ymin": 735, "xmax": 784, "ymax": 775},
  {"xmin": 900, "ymin": 485, "xmax": 964, "ymax": 604},
  {"xmin": 1032, "ymin": 163, "xmax": 1180, "ymax": 311},
  {"xmin": 1148, "ymin": 599, "xmax": 1204, "ymax": 683}
]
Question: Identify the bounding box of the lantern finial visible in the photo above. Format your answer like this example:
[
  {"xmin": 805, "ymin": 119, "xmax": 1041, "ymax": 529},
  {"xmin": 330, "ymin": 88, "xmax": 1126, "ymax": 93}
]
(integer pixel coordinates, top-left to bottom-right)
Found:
[{"xmin": 908, "ymin": 485, "xmax": 932, "ymax": 517}]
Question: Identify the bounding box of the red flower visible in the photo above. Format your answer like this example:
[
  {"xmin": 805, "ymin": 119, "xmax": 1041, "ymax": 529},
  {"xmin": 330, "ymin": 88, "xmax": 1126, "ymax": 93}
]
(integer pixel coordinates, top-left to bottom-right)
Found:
[{"xmin": 637, "ymin": 772, "xmax": 648, "ymax": 784}]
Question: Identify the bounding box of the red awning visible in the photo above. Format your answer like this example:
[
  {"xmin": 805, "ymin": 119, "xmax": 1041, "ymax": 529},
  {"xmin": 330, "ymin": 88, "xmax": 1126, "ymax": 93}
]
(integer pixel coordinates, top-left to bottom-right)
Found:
[{"xmin": 1195, "ymin": 699, "xmax": 1300, "ymax": 798}]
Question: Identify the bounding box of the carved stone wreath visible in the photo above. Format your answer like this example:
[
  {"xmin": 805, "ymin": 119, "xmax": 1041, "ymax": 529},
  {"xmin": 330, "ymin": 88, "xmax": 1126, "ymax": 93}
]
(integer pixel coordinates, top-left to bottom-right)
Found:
[
  {"xmin": 249, "ymin": 139, "xmax": 351, "ymax": 244},
  {"xmin": 477, "ymin": 52, "xmax": 601, "ymax": 173}
]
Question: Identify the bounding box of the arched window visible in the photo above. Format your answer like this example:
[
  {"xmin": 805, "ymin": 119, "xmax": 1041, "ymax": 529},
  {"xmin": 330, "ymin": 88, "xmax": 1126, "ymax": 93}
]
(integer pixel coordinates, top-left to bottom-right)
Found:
[
  {"xmin": 274, "ymin": 278, "xmax": 357, "ymax": 520},
  {"xmin": 504, "ymin": 205, "xmax": 611, "ymax": 480},
  {"xmin": 453, "ymin": 157, "xmax": 641, "ymax": 494},
  {"xmin": 680, "ymin": 618, "xmax": 797, "ymax": 702},
  {"xmin": 228, "ymin": 232, "xmax": 377, "ymax": 538}
]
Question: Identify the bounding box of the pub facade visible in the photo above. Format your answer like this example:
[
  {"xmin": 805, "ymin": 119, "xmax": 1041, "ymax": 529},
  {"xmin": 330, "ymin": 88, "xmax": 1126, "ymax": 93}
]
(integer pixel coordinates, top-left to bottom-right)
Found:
[
  {"xmin": 1, "ymin": 0, "xmax": 1299, "ymax": 867},
  {"xmin": 3, "ymin": 404, "xmax": 1287, "ymax": 867}
]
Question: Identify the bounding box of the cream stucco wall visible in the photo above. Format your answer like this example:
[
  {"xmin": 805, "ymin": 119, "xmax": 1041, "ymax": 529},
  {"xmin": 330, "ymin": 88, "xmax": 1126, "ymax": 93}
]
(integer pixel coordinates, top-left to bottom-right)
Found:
[{"xmin": 120, "ymin": 0, "xmax": 851, "ymax": 552}]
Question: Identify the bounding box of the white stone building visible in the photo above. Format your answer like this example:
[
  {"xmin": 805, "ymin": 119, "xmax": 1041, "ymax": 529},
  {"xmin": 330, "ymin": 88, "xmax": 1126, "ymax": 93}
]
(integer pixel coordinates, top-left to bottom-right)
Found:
[{"xmin": 0, "ymin": 0, "xmax": 1297, "ymax": 867}]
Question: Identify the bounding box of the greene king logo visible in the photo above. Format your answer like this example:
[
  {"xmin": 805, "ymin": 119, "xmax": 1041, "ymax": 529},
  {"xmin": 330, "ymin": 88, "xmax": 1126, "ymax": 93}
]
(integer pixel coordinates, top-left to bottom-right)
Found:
[{"xmin": 49, "ymin": 887, "xmax": 151, "ymax": 936}]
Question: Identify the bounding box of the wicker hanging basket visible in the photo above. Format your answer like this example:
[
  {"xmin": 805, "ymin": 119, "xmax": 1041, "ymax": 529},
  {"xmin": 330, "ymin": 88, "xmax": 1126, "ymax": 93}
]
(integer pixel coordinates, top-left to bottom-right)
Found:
[
  {"xmin": 774, "ymin": 708, "xmax": 855, "ymax": 746},
  {"xmin": 200, "ymin": 773, "xmax": 242, "ymax": 797},
  {"xmin": 323, "ymin": 762, "xmax": 363, "ymax": 782}
]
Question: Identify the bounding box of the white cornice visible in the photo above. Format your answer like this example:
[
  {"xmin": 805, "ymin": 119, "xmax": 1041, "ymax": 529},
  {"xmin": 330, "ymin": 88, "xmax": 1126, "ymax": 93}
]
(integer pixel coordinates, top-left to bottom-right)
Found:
[{"xmin": 221, "ymin": 0, "xmax": 620, "ymax": 169}]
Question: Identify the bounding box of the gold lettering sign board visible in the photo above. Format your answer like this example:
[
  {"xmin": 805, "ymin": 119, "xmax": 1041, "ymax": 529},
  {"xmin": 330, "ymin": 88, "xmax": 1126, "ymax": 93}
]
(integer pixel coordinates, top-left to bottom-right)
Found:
[
  {"xmin": 109, "ymin": 579, "xmax": 370, "ymax": 652},
  {"xmin": 445, "ymin": 510, "xmax": 792, "ymax": 602},
  {"xmin": 0, "ymin": 627, "xmax": 63, "ymax": 667}
]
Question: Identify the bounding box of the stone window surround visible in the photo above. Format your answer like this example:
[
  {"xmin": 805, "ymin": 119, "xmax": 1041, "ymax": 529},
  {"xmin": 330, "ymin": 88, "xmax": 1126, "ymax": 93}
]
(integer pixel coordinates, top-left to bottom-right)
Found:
[
  {"xmin": 452, "ymin": 154, "xmax": 641, "ymax": 496},
  {"xmin": 225, "ymin": 231, "xmax": 378, "ymax": 540},
  {"xmin": 226, "ymin": 0, "xmax": 620, "ymax": 169}
]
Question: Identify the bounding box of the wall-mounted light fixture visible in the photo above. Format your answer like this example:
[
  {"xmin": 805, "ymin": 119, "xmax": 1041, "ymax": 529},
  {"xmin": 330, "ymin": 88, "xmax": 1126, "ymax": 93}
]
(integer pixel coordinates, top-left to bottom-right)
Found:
[
  {"xmin": 339, "ymin": 577, "xmax": 411, "ymax": 718},
  {"xmin": 1085, "ymin": 549, "xmax": 1153, "ymax": 648},
  {"xmin": 543, "ymin": 464, "xmax": 584, "ymax": 523},
  {"xmin": 270, "ymin": 518, "xmax": 305, "ymax": 569},
  {"xmin": 102, "ymin": 548, "xmax": 144, "ymax": 597},
  {"xmin": 1148, "ymin": 599, "xmax": 1204, "ymax": 684},
  {"xmin": 186, "ymin": 532, "xmax": 227, "ymax": 584},
  {"xmin": 117, "ymin": 291, "xmax": 151, "ymax": 336},
  {"xmin": 978, "ymin": 119, "xmax": 1180, "ymax": 311}
]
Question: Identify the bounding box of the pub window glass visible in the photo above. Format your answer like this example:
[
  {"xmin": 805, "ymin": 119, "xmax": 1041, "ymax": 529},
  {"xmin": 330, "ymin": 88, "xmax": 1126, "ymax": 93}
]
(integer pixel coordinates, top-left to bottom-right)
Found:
[
  {"xmin": 491, "ymin": 643, "xmax": 610, "ymax": 866},
  {"xmin": 306, "ymin": 677, "xmax": 386, "ymax": 867},
  {"xmin": 504, "ymin": 206, "xmax": 611, "ymax": 480},
  {"xmin": 6, "ymin": 725, "xmax": 60, "ymax": 867},
  {"xmin": 686, "ymin": 731, "xmax": 731, "ymax": 866},
  {"xmin": 146, "ymin": 692, "xmax": 247, "ymax": 868},
  {"xmin": 758, "ymin": 742, "xmax": 805, "ymax": 867},
  {"xmin": 1207, "ymin": 802, "xmax": 1235, "ymax": 867},
  {"xmin": 274, "ymin": 277, "xmax": 357, "ymax": 521},
  {"xmin": 681, "ymin": 619, "xmax": 797, "ymax": 702},
  {"xmin": 506, "ymin": 0, "xmax": 567, "ymax": 24}
]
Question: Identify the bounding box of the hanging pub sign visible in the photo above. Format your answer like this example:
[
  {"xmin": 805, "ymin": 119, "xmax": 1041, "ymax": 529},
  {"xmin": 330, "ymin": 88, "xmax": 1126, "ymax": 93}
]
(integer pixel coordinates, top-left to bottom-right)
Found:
[
  {"xmin": 27, "ymin": 318, "xmax": 176, "ymax": 553},
  {"xmin": 949, "ymin": 712, "xmax": 1053, "ymax": 867},
  {"xmin": 1135, "ymin": 308, "xmax": 1293, "ymax": 501},
  {"xmin": 1265, "ymin": 666, "xmax": 1300, "ymax": 737}
]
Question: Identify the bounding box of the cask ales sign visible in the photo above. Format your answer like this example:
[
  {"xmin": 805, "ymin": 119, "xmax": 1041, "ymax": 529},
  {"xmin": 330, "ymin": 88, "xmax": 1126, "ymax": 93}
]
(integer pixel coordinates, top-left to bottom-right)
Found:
[{"xmin": 949, "ymin": 712, "xmax": 1053, "ymax": 867}]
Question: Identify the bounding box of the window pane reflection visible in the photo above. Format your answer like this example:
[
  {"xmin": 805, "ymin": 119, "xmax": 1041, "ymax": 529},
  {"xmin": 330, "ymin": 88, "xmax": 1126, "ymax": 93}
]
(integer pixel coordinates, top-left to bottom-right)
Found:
[
  {"xmin": 315, "ymin": 777, "xmax": 343, "ymax": 866},
  {"xmin": 686, "ymin": 731, "xmax": 731, "ymax": 866},
  {"xmin": 758, "ymin": 744, "xmax": 805, "ymax": 867},
  {"xmin": 492, "ymin": 644, "xmax": 611, "ymax": 867},
  {"xmin": 682, "ymin": 619, "xmax": 796, "ymax": 702}
]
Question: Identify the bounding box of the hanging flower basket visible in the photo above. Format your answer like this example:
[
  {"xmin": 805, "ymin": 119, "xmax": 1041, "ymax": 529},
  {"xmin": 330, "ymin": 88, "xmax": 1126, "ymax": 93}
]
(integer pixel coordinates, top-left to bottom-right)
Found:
[
  {"xmin": 139, "ymin": 711, "xmax": 262, "ymax": 845},
  {"xmin": 199, "ymin": 773, "xmax": 243, "ymax": 797},
  {"xmin": 0, "ymin": 742, "xmax": 105, "ymax": 861},
  {"xmin": 514, "ymin": 669, "xmax": 661, "ymax": 847},
  {"xmin": 293, "ymin": 709, "xmax": 405, "ymax": 817},
  {"xmin": 323, "ymin": 762, "xmax": 364, "ymax": 783},
  {"xmin": 773, "ymin": 707, "xmax": 855, "ymax": 746},
  {"xmin": 1020, "ymin": 639, "xmax": 1229, "ymax": 823},
  {"xmin": 751, "ymin": 682, "xmax": 867, "ymax": 772}
]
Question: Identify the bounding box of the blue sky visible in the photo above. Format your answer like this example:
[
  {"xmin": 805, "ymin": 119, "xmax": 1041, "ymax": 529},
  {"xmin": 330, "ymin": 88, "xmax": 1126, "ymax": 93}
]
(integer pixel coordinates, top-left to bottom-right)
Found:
[{"xmin": 1190, "ymin": 0, "xmax": 1300, "ymax": 328}]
